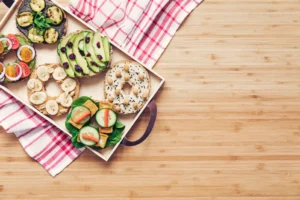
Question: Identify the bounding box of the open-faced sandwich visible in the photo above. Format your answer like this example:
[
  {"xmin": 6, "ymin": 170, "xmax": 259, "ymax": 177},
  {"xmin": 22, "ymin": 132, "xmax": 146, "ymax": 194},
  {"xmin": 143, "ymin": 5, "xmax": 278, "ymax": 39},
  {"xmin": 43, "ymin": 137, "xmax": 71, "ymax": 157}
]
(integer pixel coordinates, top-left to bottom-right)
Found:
[
  {"xmin": 27, "ymin": 63, "xmax": 80, "ymax": 116},
  {"xmin": 0, "ymin": 33, "xmax": 36, "ymax": 83},
  {"xmin": 105, "ymin": 60, "xmax": 151, "ymax": 114},
  {"xmin": 16, "ymin": 0, "xmax": 67, "ymax": 44},
  {"xmin": 57, "ymin": 30, "xmax": 111, "ymax": 78},
  {"xmin": 65, "ymin": 96, "xmax": 125, "ymax": 149}
]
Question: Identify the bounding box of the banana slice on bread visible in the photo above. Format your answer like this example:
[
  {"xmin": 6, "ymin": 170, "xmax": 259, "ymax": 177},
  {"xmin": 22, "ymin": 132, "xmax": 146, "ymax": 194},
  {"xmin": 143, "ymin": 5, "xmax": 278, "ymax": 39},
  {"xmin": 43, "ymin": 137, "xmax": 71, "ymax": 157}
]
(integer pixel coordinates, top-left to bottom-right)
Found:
[{"xmin": 27, "ymin": 63, "xmax": 80, "ymax": 116}]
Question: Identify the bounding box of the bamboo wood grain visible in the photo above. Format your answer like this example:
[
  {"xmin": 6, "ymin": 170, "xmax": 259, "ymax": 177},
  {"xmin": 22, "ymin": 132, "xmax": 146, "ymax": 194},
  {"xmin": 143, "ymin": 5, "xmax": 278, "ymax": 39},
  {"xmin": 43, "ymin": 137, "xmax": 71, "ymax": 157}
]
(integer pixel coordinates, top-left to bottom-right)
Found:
[{"xmin": 1, "ymin": 0, "xmax": 300, "ymax": 199}]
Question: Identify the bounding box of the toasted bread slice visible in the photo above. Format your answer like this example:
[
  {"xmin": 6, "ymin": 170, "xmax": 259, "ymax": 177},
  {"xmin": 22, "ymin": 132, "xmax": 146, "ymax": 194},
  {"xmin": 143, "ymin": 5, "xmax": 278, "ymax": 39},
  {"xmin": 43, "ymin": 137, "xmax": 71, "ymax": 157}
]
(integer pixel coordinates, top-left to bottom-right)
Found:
[
  {"xmin": 99, "ymin": 101, "xmax": 113, "ymax": 109},
  {"xmin": 83, "ymin": 100, "xmax": 98, "ymax": 116},
  {"xmin": 68, "ymin": 118, "xmax": 84, "ymax": 129},
  {"xmin": 95, "ymin": 133, "xmax": 109, "ymax": 148},
  {"xmin": 99, "ymin": 126, "xmax": 113, "ymax": 134}
]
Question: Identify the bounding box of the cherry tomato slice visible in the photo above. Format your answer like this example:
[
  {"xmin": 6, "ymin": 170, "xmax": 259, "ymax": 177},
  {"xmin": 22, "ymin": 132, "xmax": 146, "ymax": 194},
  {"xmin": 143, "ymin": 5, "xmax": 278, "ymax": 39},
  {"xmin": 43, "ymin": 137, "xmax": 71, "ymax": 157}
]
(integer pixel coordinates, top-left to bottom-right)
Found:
[
  {"xmin": 18, "ymin": 62, "xmax": 31, "ymax": 78},
  {"xmin": 7, "ymin": 34, "xmax": 20, "ymax": 50}
]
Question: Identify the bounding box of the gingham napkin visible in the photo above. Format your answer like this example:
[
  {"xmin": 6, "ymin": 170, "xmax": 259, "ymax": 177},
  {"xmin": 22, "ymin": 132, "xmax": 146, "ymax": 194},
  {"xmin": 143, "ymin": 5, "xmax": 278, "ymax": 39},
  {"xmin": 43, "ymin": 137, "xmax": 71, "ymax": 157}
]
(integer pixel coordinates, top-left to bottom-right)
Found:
[
  {"xmin": 0, "ymin": 89, "xmax": 84, "ymax": 177},
  {"xmin": 69, "ymin": 0, "xmax": 203, "ymax": 68}
]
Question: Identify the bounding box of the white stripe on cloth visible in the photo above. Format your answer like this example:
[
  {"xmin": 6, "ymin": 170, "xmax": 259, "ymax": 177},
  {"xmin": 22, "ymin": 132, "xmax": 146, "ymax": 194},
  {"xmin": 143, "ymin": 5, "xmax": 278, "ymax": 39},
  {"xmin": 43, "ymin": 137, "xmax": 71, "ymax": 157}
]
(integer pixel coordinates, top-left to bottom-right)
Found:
[{"xmin": 0, "ymin": 89, "xmax": 84, "ymax": 177}]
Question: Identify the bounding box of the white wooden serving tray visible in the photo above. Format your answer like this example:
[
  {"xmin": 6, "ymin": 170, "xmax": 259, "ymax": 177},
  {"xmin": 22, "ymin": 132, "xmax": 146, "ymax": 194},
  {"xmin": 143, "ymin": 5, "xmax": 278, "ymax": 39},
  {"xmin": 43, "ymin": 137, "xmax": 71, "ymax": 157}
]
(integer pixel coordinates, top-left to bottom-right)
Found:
[{"xmin": 0, "ymin": 0, "xmax": 165, "ymax": 161}]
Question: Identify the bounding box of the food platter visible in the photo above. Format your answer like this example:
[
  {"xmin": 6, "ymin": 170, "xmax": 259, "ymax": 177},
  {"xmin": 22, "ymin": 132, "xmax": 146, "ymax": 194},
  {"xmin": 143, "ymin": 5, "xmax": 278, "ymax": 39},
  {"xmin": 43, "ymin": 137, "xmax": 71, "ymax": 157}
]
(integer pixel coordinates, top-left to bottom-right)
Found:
[{"xmin": 0, "ymin": 0, "xmax": 165, "ymax": 161}]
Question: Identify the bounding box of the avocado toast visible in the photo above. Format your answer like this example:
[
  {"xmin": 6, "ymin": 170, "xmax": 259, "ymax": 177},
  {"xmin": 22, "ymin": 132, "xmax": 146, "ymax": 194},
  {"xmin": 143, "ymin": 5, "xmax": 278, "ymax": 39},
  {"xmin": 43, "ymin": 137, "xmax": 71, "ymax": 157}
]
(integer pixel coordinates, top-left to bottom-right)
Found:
[{"xmin": 57, "ymin": 30, "xmax": 112, "ymax": 78}]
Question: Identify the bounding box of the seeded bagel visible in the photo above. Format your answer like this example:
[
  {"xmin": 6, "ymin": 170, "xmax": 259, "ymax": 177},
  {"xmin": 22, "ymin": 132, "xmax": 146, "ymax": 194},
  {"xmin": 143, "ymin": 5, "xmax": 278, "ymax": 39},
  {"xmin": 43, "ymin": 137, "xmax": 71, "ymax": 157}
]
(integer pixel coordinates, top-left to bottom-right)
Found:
[{"xmin": 104, "ymin": 60, "xmax": 151, "ymax": 114}]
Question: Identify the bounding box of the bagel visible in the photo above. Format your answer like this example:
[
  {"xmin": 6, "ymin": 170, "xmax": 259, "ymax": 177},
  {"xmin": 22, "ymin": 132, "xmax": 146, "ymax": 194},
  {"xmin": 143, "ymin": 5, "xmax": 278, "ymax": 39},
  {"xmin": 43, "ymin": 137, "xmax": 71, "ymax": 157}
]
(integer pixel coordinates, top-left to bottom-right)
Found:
[
  {"xmin": 0, "ymin": 33, "xmax": 36, "ymax": 83},
  {"xmin": 104, "ymin": 60, "xmax": 151, "ymax": 114},
  {"xmin": 27, "ymin": 63, "xmax": 80, "ymax": 116},
  {"xmin": 16, "ymin": 0, "xmax": 68, "ymax": 44},
  {"xmin": 57, "ymin": 30, "xmax": 112, "ymax": 78}
]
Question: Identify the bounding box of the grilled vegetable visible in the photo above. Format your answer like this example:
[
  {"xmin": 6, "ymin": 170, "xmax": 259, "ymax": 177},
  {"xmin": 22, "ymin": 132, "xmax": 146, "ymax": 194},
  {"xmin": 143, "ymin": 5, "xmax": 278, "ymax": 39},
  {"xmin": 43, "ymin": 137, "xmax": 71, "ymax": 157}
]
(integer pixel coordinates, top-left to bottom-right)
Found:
[
  {"xmin": 30, "ymin": 0, "xmax": 45, "ymax": 12},
  {"xmin": 16, "ymin": 12, "xmax": 34, "ymax": 28},
  {"xmin": 46, "ymin": 6, "xmax": 64, "ymax": 25},
  {"xmin": 44, "ymin": 28, "xmax": 58, "ymax": 44},
  {"xmin": 28, "ymin": 27, "xmax": 44, "ymax": 43}
]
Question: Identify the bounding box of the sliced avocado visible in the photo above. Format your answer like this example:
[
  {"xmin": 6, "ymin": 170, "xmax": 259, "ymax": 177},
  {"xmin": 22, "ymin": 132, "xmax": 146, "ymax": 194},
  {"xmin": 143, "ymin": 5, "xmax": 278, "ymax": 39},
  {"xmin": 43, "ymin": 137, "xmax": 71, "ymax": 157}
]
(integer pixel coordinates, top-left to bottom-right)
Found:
[
  {"xmin": 57, "ymin": 34, "xmax": 75, "ymax": 78},
  {"xmin": 102, "ymin": 36, "xmax": 111, "ymax": 62},
  {"xmin": 66, "ymin": 33, "xmax": 82, "ymax": 77},
  {"xmin": 84, "ymin": 32, "xmax": 106, "ymax": 72},
  {"xmin": 80, "ymin": 31, "xmax": 99, "ymax": 73},
  {"xmin": 79, "ymin": 40, "xmax": 84, "ymax": 51},
  {"xmin": 89, "ymin": 69, "xmax": 96, "ymax": 76},
  {"xmin": 73, "ymin": 32, "xmax": 90, "ymax": 75},
  {"xmin": 92, "ymin": 32, "xmax": 107, "ymax": 62}
]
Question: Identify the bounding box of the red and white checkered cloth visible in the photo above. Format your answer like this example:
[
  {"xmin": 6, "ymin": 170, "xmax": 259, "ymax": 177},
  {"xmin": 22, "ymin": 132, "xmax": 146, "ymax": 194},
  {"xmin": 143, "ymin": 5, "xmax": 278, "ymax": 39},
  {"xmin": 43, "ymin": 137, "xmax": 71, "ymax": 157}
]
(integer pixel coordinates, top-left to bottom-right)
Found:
[
  {"xmin": 0, "ymin": 89, "xmax": 84, "ymax": 177},
  {"xmin": 69, "ymin": 0, "xmax": 202, "ymax": 68}
]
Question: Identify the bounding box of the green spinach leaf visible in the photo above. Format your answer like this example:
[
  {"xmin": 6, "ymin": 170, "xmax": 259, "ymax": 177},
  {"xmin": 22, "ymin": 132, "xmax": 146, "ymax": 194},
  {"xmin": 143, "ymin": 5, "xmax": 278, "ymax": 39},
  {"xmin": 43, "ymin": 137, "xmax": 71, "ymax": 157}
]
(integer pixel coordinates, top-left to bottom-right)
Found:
[
  {"xmin": 65, "ymin": 112, "xmax": 79, "ymax": 136},
  {"xmin": 71, "ymin": 134, "xmax": 85, "ymax": 148},
  {"xmin": 71, "ymin": 96, "xmax": 94, "ymax": 108},
  {"xmin": 105, "ymin": 122, "xmax": 125, "ymax": 147},
  {"xmin": 115, "ymin": 120, "xmax": 125, "ymax": 129}
]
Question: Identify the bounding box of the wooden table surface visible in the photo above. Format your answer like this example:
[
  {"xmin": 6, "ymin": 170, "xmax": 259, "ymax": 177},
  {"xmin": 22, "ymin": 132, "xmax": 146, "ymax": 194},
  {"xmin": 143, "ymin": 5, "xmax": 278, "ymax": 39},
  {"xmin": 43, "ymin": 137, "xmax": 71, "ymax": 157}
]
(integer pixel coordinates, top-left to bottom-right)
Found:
[{"xmin": 1, "ymin": 0, "xmax": 300, "ymax": 199}]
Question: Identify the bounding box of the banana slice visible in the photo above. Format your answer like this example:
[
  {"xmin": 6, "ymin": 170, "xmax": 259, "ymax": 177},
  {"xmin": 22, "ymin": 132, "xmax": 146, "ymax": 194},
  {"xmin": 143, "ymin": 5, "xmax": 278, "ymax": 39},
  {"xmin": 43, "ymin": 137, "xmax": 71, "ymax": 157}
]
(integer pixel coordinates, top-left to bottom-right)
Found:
[
  {"xmin": 56, "ymin": 93, "xmax": 63, "ymax": 103},
  {"xmin": 29, "ymin": 92, "xmax": 47, "ymax": 105},
  {"xmin": 27, "ymin": 79, "xmax": 43, "ymax": 92},
  {"xmin": 61, "ymin": 78, "xmax": 76, "ymax": 92},
  {"xmin": 53, "ymin": 67, "xmax": 67, "ymax": 81},
  {"xmin": 47, "ymin": 66, "xmax": 55, "ymax": 73},
  {"xmin": 46, "ymin": 100, "xmax": 59, "ymax": 115},
  {"xmin": 37, "ymin": 66, "xmax": 50, "ymax": 82},
  {"xmin": 57, "ymin": 93, "xmax": 73, "ymax": 107}
]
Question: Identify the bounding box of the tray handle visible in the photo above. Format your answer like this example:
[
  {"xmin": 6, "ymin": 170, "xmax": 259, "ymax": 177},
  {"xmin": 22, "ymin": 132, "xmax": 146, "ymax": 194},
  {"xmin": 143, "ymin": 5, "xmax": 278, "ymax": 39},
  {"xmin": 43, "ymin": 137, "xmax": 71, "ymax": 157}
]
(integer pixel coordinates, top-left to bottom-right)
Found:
[
  {"xmin": 121, "ymin": 100, "xmax": 157, "ymax": 146},
  {"xmin": 2, "ymin": 0, "xmax": 14, "ymax": 8}
]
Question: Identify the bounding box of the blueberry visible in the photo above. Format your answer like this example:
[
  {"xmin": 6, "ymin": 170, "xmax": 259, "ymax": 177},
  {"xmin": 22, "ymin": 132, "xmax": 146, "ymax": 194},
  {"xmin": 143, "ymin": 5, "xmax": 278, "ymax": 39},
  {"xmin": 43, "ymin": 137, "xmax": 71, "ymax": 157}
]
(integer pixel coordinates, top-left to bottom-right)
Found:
[
  {"xmin": 60, "ymin": 47, "xmax": 66, "ymax": 53},
  {"xmin": 63, "ymin": 62, "xmax": 69, "ymax": 69},
  {"xmin": 85, "ymin": 37, "xmax": 90, "ymax": 43},
  {"xmin": 69, "ymin": 53, "xmax": 76, "ymax": 59},
  {"xmin": 90, "ymin": 61, "xmax": 97, "ymax": 66},
  {"xmin": 67, "ymin": 42, "xmax": 73, "ymax": 48},
  {"xmin": 75, "ymin": 65, "xmax": 82, "ymax": 72},
  {"xmin": 97, "ymin": 55, "xmax": 103, "ymax": 60},
  {"xmin": 97, "ymin": 42, "xmax": 100, "ymax": 48},
  {"xmin": 86, "ymin": 52, "xmax": 91, "ymax": 57}
]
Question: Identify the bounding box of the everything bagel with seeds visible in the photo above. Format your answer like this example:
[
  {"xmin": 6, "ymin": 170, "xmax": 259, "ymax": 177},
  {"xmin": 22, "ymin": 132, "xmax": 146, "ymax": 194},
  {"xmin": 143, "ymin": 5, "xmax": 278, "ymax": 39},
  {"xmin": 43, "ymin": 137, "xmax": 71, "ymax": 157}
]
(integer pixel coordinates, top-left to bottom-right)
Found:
[
  {"xmin": 27, "ymin": 63, "xmax": 80, "ymax": 116},
  {"xmin": 104, "ymin": 60, "xmax": 151, "ymax": 114}
]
